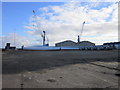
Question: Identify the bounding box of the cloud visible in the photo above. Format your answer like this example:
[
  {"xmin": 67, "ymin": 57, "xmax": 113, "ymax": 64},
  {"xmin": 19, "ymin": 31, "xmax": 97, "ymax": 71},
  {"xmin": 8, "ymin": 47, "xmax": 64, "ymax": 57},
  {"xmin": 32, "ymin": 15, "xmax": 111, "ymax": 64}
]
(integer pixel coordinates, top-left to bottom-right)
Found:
[
  {"xmin": 24, "ymin": 2, "xmax": 118, "ymax": 46},
  {"xmin": 1, "ymin": 33, "xmax": 31, "ymax": 48}
]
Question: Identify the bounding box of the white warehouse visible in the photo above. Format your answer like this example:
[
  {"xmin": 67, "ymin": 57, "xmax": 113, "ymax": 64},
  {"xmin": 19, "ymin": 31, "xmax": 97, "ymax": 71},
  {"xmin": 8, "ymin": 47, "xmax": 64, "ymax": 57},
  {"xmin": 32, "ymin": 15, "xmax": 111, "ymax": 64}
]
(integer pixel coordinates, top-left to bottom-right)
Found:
[{"xmin": 55, "ymin": 40, "xmax": 95, "ymax": 47}]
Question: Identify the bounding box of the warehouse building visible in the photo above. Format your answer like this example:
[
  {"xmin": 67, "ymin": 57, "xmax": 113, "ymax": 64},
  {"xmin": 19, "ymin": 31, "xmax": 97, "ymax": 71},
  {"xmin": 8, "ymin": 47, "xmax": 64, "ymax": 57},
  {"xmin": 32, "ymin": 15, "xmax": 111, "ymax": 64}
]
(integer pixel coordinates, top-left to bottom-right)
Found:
[
  {"xmin": 55, "ymin": 40, "xmax": 77, "ymax": 47},
  {"xmin": 76, "ymin": 41, "xmax": 95, "ymax": 47},
  {"xmin": 103, "ymin": 42, "xmax": 120, "ymax": 49},
  {"xmin": 55, "ymin": 40, "xmax": 95, "ymax": 47}
]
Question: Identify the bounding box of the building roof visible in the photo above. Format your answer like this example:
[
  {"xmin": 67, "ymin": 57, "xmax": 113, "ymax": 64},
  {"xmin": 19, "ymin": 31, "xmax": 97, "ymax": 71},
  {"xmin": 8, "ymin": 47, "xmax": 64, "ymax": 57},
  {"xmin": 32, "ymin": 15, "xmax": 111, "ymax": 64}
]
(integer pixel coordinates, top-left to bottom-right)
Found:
[
  {"xmin": 77, "ymin": 41, "xmax": 95, "ymax": 44},
  {"xmin": 103, "ymin": 41, "xmax": 120, "ymax": 45},
  {"xmin": 55, "ymin": 40, "xmax": 77, "ymax": 44}
]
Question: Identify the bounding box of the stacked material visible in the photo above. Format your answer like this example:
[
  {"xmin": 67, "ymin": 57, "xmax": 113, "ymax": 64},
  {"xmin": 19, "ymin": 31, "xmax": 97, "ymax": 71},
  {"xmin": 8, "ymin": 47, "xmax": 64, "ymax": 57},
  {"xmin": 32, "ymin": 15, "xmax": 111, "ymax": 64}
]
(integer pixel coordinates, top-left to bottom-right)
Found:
[
  {"xmin": 23, "ymin": 44, "xmax": 120, "ymax": 51},
  {"xmin": 23, "ymin": 45, "xmax": 79, "ymax": 51}
]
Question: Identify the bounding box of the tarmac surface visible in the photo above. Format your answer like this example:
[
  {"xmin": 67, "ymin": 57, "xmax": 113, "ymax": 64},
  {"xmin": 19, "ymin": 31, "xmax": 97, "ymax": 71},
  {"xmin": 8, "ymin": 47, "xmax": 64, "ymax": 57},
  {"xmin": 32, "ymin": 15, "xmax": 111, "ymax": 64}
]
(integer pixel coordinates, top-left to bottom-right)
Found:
[{"xmin": 2, "ymin": 50, "xmax": 120, "ymax": 88}]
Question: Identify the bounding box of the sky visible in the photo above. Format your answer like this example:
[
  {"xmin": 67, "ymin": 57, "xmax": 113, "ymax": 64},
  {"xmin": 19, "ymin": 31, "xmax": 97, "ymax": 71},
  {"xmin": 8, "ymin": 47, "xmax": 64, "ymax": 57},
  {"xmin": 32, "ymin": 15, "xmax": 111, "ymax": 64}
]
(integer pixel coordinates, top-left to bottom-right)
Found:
[{"xmin": 1, "ymin": 1, "xmax": 119, "ymax": 48}]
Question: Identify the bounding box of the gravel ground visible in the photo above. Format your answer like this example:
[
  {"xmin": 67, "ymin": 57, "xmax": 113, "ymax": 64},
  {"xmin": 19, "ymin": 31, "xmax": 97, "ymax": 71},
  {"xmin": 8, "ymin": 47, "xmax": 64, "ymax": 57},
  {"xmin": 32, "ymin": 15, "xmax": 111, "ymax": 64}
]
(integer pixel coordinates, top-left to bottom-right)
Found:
[{"xmin": 2, "ymin": 50, "xmax": 120, "ymax": 88}]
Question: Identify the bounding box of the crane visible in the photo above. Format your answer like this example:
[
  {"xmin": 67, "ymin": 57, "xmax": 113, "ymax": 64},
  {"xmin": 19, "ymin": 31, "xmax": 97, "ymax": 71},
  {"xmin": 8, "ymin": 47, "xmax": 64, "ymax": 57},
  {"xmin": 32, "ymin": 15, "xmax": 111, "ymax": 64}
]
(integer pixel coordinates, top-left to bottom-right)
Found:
[
  {"xmin": 78, "ymin": 21, "xmax": 85, "ymax": 43},
  {"xmin": 41, "ymin": 31, "xmax": 49, "ymax": 46},
  {"xmin": 32, "ymin": 10, "xmax": 49, "ymax": 46}
]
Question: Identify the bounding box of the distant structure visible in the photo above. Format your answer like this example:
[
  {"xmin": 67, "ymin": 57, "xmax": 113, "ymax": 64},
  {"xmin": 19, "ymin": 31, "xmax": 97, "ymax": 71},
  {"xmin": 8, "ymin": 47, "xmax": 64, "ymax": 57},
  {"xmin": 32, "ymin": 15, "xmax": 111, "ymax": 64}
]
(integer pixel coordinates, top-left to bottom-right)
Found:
[
  {"xmin": 5, "ymin": 43, "xmax": 16, "ymax": 50},
  {"xmin": 77, "ymin": 41, "xmax": 95, "ymax": 47},
  {"xmin": 21, "ymin": 45, "xmax": 24, "ymax": 50},
  {"xmin": 77, "ymin": 36, "xmax": 80, "ymax": 43},
  {"xmin": 32, "ymin": 10, "xmax": 49, "ymax": 46},
  {"xmin": 78, "ymin": 21, "xmax": 85, "ymax": 43},
  {"xmin": 103, "ymin": 42, "xmax": 120, "ymax": 49},
  {"xmin": 55, "ymin": 40, "xmax": 76, "ymax": 47},
  {"xmin": 41, "ymin": 31, "xmax": 49, "ymax": 46},
  {"xmin": 55, "ymin": 40, "xmax": 95, "ymax": 47},
  {"xmin": 55, "ymin": 21, "xmax": 96, "ymax": 48},
  {"xmin": 43, "ymin": 31, "xmax": 46, "ymax": 46}
]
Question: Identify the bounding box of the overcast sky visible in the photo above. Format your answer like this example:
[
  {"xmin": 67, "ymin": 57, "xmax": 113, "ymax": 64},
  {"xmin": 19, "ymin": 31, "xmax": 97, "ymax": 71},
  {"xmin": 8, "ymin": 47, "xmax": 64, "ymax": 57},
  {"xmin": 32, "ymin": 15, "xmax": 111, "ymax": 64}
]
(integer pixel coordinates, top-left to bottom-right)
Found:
[{"xmin": 2, "ymin": 1, "xmax": 119, "ymax": 47}]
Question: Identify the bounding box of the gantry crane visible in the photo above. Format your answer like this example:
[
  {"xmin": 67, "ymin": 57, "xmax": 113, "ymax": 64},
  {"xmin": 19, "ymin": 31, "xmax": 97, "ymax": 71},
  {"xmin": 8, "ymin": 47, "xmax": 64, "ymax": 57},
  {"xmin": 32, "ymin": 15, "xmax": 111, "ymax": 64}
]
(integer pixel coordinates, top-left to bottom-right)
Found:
[
  {"xmin": 33, "ymin": 10, "xmax": 49, "ymax": 46},
  {"xmin": 78, "ymin": 21, "xmax": 85, "ymax": 43}
]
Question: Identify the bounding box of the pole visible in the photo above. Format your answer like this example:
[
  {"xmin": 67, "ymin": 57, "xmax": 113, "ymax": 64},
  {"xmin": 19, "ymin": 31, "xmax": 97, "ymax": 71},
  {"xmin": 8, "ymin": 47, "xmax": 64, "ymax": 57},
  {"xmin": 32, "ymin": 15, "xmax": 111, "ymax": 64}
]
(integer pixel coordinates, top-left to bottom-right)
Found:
[
  {"xmin": 43, "ymin": 31, "xmax": 45, "ymax": 46},
  {"xmin": 78, "ymin": 35, "xmax": 80, "ymax": 43}
]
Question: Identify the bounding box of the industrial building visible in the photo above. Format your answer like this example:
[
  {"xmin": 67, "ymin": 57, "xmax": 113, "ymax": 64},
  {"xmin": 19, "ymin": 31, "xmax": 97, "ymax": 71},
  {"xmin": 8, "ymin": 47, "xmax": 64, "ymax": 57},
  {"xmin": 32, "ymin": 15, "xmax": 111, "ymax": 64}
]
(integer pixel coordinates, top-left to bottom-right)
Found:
[
  {"xmin": 55, "ymin": 40, "xmax": 77, "ymax": 47},
  {"xmin": 76, "ymin": 41, "xmax": 95, "ymax": 47},
  {"xmin": 5, "ymin": 43, "xmax": 16, "ymax": 50},
  {"xmin": 55, "ymin": 40, "xmax": 95, "ymax": 47},
  {"xmin": 103, "ymin": 42, "xmax": 120, "ymax": 49}
]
